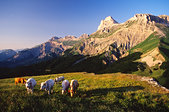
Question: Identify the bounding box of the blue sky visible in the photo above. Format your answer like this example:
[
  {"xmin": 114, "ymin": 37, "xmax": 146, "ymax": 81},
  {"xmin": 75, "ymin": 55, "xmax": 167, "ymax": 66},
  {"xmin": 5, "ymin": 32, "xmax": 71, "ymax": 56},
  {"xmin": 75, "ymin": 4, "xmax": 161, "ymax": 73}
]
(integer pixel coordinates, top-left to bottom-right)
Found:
[{"xmin": 0, "ymin": 0, "xmax": 169, "ymax": 50}]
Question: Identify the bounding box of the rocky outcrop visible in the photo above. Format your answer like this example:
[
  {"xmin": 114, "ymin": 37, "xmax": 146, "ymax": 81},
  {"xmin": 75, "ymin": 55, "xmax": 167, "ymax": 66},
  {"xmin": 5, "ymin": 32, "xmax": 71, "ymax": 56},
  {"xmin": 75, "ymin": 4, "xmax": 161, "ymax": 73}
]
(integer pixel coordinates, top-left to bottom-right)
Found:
[
  {"xmin": 141, "ymin": 76, "xmax": 169, "ymax": 92},
  {"xmin": 158, "ymin": 15, "xmax": 169, "ymax": 24},
  {"xmin": 97, "ymin": 16, "xmax": 118, "ymax": 32},
  {"xmin": 129, "ymin": 14, "xmax": 169, "ymax": 25},
  {"xmin": 141, "ymin": 48, "xmax": 165, "ymax": 67},
  {"xmin": 49, "ymin": 36, "xmax": 60, "ymax": 41},
  {"xmin": 79, "ymin": 33, "xmax": 89, "ymax": 39}
]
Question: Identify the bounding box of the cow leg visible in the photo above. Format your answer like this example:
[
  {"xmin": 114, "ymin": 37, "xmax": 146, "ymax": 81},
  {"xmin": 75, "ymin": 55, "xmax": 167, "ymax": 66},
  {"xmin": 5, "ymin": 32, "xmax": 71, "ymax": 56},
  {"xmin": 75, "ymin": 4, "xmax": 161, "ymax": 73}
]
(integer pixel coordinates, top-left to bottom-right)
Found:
[
  {"xmin": 48, "ymin": 90, "xmax": 50, "ymax": 95},
  {"xmin": 51, "ymin": 87, "xmax": 53, "ymax": 93},
  {"xmin": 27, "ymin": 88, "xmax": 30, "ymax": 94},
  {"xmin": 51, "ymin": 89, "xmax": 53, "ymax": 93}
]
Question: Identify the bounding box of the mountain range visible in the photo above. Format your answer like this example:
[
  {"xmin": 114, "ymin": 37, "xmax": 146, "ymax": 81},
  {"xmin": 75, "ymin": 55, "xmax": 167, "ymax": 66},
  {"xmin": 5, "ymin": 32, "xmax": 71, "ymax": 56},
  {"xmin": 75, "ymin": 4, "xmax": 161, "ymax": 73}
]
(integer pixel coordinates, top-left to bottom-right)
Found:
[
  {"xmin": 0, "ymin": 13, "xmax": 169, "ymax": 88},
  {"xmin": 0, "ymin": 34, "xmax": 88, "ymax": 67}
]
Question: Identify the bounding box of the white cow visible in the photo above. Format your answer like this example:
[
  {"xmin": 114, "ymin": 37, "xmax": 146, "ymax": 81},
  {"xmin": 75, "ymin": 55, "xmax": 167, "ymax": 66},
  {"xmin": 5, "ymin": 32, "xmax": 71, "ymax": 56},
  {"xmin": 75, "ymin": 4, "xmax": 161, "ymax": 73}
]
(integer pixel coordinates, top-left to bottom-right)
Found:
[
  {"xmin": 70, "ymin": 80, "xmax": 79, "ymax": 97},
  {"xmin": 62, "ymin": 80, "xmax": 70, "ymax": 95},
  {"xmin": 25, "ymin": 78, "xmax": 36, "ymax": 94},
  {"xmin": 55, "ymin": 76, "xmax": 64, "ymax": 83},
  {"xmin": 40, "ymin": 79, "xmax": 55, "ymax": 95}
]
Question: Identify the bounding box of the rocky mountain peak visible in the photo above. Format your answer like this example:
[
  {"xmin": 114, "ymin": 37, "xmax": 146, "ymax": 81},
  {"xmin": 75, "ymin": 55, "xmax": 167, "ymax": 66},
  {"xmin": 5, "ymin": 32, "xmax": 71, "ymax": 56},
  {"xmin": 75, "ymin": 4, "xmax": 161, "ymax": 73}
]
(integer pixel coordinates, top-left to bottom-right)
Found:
[
  {"xmin": 158, "ymin": 15, "xmax": 169, "ymax": 24},
  {"xmin": 49, "ymin": 36, "xmax": 60, "ymax": 41},
  {"xmin": 129, "ymin": 14, "xmax": 169, "ymax": 25},
  {"xmin": 64, "ymin": 35, "xmax": 77, "ymax": 40},
  {"xmin": 97, "ymin": 16, "xmax": 118, "ymax": 31},
  {"xmin": 105, "ymin": 16, "xmax": 114, "ymax": 21},
  {"xmin": 79, "ymin": 33, "xmax": 89, "ymax": 39}
]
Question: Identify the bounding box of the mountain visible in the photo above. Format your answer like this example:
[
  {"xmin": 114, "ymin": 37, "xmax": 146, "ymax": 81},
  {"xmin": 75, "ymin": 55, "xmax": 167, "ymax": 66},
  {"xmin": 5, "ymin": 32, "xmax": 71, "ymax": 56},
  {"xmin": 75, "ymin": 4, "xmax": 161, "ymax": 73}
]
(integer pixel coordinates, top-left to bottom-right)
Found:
[
  {"xmin": 1, "ymin": 14, "xmax": 169, "ymax": 89},
  {"xmin": 69, "ymin": 14, "xmax": 169, "ymax": 64},
  {"xmin": 97, "ymin": 16, "xmax": 118, "ymax": 31},
  {"xmin": 1, "ymin": 14, "xmax": 169, "ymax": 68},
  {"xmin": 0, "ymin": 34, "xmax": 88, "ymax": 67},
  {"xmin": 0, "ymin": 49, "xmax": 16, "ymax": 62}
]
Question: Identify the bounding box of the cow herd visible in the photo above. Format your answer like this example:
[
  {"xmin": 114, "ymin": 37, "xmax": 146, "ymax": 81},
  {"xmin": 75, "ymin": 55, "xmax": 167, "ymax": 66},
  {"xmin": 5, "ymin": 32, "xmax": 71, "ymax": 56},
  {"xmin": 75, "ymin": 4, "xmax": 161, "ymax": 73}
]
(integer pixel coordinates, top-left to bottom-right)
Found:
[{"xmin": 14, "ymin": 76, "xmax": 79, "ymax": 97}]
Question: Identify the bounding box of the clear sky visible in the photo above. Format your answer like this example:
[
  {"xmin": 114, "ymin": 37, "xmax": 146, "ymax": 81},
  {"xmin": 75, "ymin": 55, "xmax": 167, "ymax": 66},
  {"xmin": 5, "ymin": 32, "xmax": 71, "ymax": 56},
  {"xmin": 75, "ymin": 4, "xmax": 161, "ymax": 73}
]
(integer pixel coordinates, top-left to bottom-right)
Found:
[{"xmin": 0, "ymin": 0, "xmax": 169, "ymax": 50}]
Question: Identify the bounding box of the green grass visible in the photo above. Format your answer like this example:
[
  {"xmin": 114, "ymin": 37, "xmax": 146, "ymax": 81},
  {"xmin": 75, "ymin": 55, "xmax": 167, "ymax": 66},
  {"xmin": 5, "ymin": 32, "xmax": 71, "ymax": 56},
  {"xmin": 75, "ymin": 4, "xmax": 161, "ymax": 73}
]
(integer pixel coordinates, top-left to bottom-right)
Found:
[
  {"xmin": 0, "ymin": 72, "xmax": 169, "ymax": 112},
  {"xmin": 130, "ymin": 33, "xmax": 160, "ymax": 54},
  {"xmin": 125, "ymin": 20, "xmax": 137, "ymax": 28},
  {"xmin": 89, "ymin": 25, "xmax": 122, "ymax": 39},
  {"xmin": 62, "ymin": 40, "xmax": 79, "ymax": 46},
  {"xmin": 128, "ymin": 30, "xmax": 169, "ymax": 88},
  {"xmin": 156, "ymin": 24, "xmax": 169, "ymax": 61}
]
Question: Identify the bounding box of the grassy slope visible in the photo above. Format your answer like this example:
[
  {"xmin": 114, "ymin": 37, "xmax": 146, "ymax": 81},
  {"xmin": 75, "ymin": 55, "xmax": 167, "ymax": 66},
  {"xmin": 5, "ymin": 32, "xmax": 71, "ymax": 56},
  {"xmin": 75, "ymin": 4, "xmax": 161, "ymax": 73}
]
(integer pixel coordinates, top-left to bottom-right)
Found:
[
  {"xmin": 0, "ymin": 73, "xmax": 169, "ymax": 112},
  {"xmin": 159, "ymin": 25, "xmax": 169, "ymax": 61},
  {"xmin": 130, "ymin": 33, "xmax": 160, "ymax": 54},
  {"xmin": 129, "ymin": 26, "xmax": 169, "ymax": 88}
]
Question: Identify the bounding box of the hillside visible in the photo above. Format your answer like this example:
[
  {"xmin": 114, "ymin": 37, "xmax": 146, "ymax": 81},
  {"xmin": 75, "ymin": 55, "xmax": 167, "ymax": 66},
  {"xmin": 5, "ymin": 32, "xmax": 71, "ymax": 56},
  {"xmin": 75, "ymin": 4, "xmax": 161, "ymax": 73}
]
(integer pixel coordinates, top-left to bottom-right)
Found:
[
  {"xmin": 0, "ymin": 49, "xmax": 16, "ymax": 61},
  {"xmin": 0, "ymin": 73, "xmax": 169, "ymax": 112}
]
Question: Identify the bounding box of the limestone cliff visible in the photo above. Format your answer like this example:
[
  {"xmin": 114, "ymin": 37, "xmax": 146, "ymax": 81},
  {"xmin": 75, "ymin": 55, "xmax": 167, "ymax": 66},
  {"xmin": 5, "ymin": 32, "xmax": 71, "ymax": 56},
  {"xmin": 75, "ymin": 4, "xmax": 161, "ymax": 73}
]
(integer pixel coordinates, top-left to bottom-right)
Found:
[
  {"xmin": 72, "ymin": 14, "xmax": 169, "ymax": 62},
  {"xmin": 97, "ymin": 16, "xmax": 118, "ymax": 32}
]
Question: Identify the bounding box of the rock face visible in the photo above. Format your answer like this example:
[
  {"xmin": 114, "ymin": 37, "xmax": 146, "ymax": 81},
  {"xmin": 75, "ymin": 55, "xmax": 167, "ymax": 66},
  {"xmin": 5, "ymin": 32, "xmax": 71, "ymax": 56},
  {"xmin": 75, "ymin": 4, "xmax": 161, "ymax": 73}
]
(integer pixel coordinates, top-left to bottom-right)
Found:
[
  {"xmin": 97, "ymin": 16, "xmax": 118, "ymax": 32},
  {"xmin": 130, "ymin": 14, "xmax": 169, "ymax": 24},
  {"xmin": 141, "ymin": 76, "xmax": 169, "ymax": 92},
  {"xmin": 141, "ymin": 48, "xmax": 165, "ymax": 67},
  {"xmin": 72, "ymin": 14, "xmax": 169, "ymax": 59},
  {"xmin": 79, "ymin": 33, "xmax": 89, "ymax": 39}
]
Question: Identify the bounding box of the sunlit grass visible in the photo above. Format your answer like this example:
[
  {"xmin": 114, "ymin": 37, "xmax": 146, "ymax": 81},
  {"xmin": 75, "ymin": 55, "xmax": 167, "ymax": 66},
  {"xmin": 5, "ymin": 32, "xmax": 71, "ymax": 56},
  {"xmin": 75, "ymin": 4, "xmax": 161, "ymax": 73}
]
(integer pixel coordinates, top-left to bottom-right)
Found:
[{"xmin": 0, "ymin": 72, "xmax": 169, "ymax": 111}]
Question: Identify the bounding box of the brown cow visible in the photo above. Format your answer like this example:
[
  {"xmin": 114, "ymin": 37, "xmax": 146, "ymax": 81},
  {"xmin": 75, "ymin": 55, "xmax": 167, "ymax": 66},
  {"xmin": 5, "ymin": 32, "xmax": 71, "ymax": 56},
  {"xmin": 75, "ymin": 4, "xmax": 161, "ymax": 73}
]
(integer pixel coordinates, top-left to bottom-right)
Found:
[{"xmin": 15, "ymin": 78, "xmax": 26, "ymax": 85}]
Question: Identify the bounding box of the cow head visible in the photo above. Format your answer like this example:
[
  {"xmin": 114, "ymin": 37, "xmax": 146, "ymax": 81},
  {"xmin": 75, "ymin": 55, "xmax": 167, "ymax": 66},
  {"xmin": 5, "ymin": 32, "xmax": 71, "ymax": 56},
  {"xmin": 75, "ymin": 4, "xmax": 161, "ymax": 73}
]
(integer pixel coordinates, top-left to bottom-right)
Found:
[
  {"xmin": 40, "ymin": 82, "xmax": 46, "ymax": 90},
  {"xmin": 26, "ymin": 81, "xmax": 32, "ymax": 89},
  {"xmin": 23, "ymin": 78, "xmax": 27, "ymax": 84}
]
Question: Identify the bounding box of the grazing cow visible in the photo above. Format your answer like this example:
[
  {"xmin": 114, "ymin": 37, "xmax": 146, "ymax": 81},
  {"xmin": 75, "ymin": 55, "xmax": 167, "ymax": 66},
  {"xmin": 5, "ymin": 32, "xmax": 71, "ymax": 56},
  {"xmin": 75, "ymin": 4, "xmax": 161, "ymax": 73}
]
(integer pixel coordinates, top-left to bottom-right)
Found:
[
  {"xmin": 15, "ymin": 78, "xmax": 26, "ymax": 85},
  {"xmin": 70, "ymin": 80, "xmax": 79, "ymax": 97},
  {"xmin": 25, "ymin": 78, "xmax": 36, "ymax": 94},
  {"xmin": 62, "ymin": 80, "xmax": 70, "ymax": 95},
  {"xmin": 40, "ymin": 79, "xmax": 55, "ymax": 95},
  {"xmin": 55, "ymin": 76, "xmax": 64, "ymax": 83}
]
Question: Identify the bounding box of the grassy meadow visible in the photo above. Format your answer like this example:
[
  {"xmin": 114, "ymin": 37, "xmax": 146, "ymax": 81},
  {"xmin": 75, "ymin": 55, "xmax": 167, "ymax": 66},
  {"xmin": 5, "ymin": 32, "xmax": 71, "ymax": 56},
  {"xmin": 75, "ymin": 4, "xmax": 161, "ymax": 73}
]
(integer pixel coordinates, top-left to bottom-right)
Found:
[{"xmin": 0, "ymin": 72, "xmax": 169, "ymax": 112}]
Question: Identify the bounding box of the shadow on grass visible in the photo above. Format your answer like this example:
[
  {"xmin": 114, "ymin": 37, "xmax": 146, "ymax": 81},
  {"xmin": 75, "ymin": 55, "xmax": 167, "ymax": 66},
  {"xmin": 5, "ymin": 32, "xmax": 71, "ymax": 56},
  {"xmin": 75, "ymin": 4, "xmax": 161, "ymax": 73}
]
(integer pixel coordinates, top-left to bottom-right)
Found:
[
  {"xmin": 80, "ymin": 86, "xmax": 144, "ymax": 97},
  {"xmin": 160, "ymin": 61, "xmax": 169, "ymax": 89},
  {"xmin": 63, "ymin": 52, "xmax": 143, "ymax": 74}
]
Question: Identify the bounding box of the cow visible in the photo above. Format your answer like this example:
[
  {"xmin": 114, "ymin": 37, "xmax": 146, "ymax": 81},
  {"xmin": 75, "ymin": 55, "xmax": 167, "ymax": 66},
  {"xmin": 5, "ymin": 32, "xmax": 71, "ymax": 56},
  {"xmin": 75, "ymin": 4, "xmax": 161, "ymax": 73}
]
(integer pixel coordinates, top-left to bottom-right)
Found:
[
  {"xmin": 15, "ymin": 78, "xmax": 26, "ymax": 85},
  {"xmin": 25, "ymin": 78, "xmax": 36, "ymax": 94},
  {"xmin": 40, "ymin": 79, "xmax": 55, "ymax": 95},
  {"xmin": 62, "ymin": 80, "xmax": 70, "ymax": 95},
  {"xmin": 70, "ymin": 80, "xmax": 79, "ymax": 97},
  {"xmin": 55, "ymin": 76, "xmax": 64, "ymax": 83}
]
